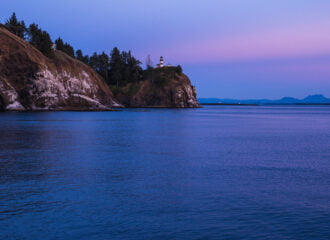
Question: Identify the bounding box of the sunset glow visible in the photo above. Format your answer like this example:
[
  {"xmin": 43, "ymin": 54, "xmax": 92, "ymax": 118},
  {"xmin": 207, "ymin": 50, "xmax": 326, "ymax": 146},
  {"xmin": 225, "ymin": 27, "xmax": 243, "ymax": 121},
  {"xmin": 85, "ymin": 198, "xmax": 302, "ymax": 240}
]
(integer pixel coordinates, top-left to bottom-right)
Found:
[{"xmin": 1, "ymin": 0, "xmax": 330, "ymax": 98}]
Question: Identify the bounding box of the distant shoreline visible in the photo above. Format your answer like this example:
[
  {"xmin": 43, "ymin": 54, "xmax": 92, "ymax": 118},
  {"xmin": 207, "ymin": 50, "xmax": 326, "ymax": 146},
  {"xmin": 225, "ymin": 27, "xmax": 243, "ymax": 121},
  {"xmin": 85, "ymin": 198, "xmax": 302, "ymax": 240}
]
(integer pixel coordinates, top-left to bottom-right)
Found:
[
  {"xmin": 201, "ymin": 103, "xmax": 258, "ymax": 106},
  {"xmin": 198, "ymin": 95, "xmax": 330, "ymax": 106},
  {"xmin": 201, "ymin": 103, "xmax": 330, "ymax": 106}
]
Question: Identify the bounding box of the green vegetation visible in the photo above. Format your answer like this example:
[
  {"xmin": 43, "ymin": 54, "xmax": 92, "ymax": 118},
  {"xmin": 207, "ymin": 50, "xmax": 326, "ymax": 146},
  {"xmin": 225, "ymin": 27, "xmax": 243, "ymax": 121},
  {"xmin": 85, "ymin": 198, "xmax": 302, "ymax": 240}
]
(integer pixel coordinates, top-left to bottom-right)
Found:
[
  {"xmin": 2, "ymin": 13, "xmax": 53, "ymax": 57},
  {"xmin": 4, "ymin": 13, "xmax": 26, "ymax": 39},
  {"xmin": 75, "ymin": 49, "xmax": 89, "ymax": 65},
  {"xmin": 28, "ymin": 23, "xmax": 54, "ymax": 58},
  {"xmin": 55, "ymin": 38, "xmax": 75, "ymax": 58},
  {"xmin": 176, "ymin": 65, "xmax": 183, "ymax": 74},
  {"xmin": 110, "ymin": 82, "xmax": 141, "ymax": 97},
  {"xmin": 1, "ymin": 12, "xmax": 183, "ymax": 90}
]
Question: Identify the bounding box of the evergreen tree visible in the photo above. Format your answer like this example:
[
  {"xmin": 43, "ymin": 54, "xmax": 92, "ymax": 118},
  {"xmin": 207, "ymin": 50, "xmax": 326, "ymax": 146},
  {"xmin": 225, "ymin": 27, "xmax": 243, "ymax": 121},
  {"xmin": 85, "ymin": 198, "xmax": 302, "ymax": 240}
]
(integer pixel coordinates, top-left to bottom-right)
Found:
[
  {"xmin": 117, "ymin": 50, "xmax": 143, "ymax": 85},
  {"xmin": 40, "ymin": 30, "xmax": 54, "ymax": 58},
  {"xmin": 20, "ymin": 21, "xmax": 27, "ymax": 39},
  {"xmin": 98, "ymin": 52, "xmax": 110, "ymax": 83},
  {"xmin": 109, "ymin": 47, "xmax": 123, "ymax": 88},
  {"xmin": 125, "ymin": 51, "xmax": 142, "ymax": 83},
  {"xmin": 55, "ymin": 38, "xmax": 65, "ymax": 51},
  {"xmin": 130, "ymin": 57, "xmax": 143, "ymax": 82},
  {"xmin": 76, "ymin": 49, "xmax": 84, "ymax": 61},
  {"xmin": 121, "ymin": 51, "xmax": 130, "ymax": 85},
  {"xmin": 176, "ymin": 65, "xmax": 183, "ymax": 74},
  {"xmin": 76, "ymin": 49, "xmax": 90, "ymax": 65},
  {"xmin": 28, "ymin": 23, "xmax": 54, "ymax": 58},
  {"xmin": 63, "ymin": 43, "xmax": 75, "ymax": 58},
  {"xmin": 28, "ymin": 23, "xmax": 39, "ymax": 44},
  {"xmin": 1, "ymin": 13, "xmax": 146, "ymax": 86},
  {"xmin": 5, "ymin": 12, "xmax": 27, "ymax": 39},
  {"xmin": 80, "ymin": 49, "xmax": 142, "ymax": 86},
  {"xmin": 88, "ymin": 52, "xmax": 100, "ymax": 72},
  {"xmin": 55, "ymin": 38, "xmax": 75, "ymax": 58}
]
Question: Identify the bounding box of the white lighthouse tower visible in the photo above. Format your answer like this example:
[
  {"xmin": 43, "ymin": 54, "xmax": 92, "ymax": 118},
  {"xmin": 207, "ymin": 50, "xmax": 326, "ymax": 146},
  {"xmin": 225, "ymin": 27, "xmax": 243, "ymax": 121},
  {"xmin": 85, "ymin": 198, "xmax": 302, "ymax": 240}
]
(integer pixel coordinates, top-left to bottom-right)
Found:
[{"xmin": 159, "ymin": 56, "xmax": 164, "ymax": 67}]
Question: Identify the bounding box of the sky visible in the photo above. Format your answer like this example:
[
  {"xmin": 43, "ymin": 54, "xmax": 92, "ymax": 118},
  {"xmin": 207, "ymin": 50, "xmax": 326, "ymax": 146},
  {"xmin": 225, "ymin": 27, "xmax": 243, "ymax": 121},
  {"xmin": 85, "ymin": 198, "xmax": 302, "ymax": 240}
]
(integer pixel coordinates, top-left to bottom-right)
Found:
[{"xmin": 1, "ymin": 0, "xmax": 330, "ymax": 99}]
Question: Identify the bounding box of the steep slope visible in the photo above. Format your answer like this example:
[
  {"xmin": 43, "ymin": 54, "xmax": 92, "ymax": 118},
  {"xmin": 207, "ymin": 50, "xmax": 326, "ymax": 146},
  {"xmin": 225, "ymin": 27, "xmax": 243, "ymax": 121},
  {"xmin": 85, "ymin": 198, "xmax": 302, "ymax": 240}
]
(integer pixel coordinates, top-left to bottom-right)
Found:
[
  {"xmin": 114, "ymin": 67, "xmax": 200, "ymax": 108},
  {"xmin": 0, "ymin": 27, "xmax": 119, "ymax": 111}
]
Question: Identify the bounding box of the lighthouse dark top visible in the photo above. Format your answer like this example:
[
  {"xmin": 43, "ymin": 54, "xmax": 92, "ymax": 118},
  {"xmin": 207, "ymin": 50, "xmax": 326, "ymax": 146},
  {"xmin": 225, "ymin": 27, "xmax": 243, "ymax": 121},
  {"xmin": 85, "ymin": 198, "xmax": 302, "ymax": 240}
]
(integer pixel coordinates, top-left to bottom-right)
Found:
[{"xmin": 156, "ymin": 56, "xmax": 165, "ymax": 68}]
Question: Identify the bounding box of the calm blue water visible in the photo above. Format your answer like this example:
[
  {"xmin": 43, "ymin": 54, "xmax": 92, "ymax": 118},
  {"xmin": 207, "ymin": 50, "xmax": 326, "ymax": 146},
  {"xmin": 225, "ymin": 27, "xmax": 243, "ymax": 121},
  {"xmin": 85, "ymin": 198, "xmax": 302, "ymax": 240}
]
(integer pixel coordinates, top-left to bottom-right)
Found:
[{"xmin": 0, "ymin": 106, "xmax": 329, "ymax": 240}]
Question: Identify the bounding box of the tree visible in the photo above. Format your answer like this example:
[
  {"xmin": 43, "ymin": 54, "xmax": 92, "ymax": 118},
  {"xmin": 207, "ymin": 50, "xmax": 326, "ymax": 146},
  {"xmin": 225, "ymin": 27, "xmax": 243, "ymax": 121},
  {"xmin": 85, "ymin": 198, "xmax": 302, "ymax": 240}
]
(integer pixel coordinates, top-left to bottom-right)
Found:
[
  {"xmin": 40, "ymin": 30, "xmax": 54, "ymax": 58},
  {"xmin": 121, "ymin": 51, "xmax": 131, "ymax": 85},
  {"xmin": 1, "ymin": 13, "xmax": 147, "ymax": 86},
  {"xmin": 176, "ymin": 65, "xmax": 183, "ymax": 74},
  {"xmin": 89, "ymin": 52, "xmax": 100, "ymax": 71},
  {"xmin": 55, "ymin": 37, "xmax": 75, "ymax": 58},
  {"xmin": 20, "ymin": 21, "xmax": 27, "ymax": 39},
  {"xmin": 55, "ymin": 38, "xmax": 65, "ymax": 51},
  {"xmin": 109, "ymin": 47, "xmax": 123, "ymax": 88},
  {"xmin": 5, "ymin": 12, "xmax": 27, "ymax": 39},
  {"xmin": 98, "ymin": 52, "xmax": 110, "ymax": 82},
  {"xmin": 76, "ymin": 49, "xmax": 89, "ymax": 64},
  {"xmin": 28, "ymin": 23, "xmax": 54, "ymax": 58},
  {"xmin": 127, "ymin": 52, "xmax": 143, "ymax": 83},
  {"xmin": 63, "ymin": 43, "xmax": 75, "ymax": 58},
  {"xmin": 76, "ymin": 49, "xmax": 84, "ymax": 61}
]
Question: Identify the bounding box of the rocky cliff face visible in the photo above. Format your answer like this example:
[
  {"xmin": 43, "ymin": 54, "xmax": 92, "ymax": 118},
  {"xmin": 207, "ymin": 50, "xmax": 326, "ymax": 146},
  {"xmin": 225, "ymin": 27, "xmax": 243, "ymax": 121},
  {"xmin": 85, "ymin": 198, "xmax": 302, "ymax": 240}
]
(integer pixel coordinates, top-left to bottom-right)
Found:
[
  {"xmin": 114, "ymin": 68, "xmax": 200, "ymax": 108},
  {"xmin": 0, "ymin": 28, "xmax": 120, "ymax": 111}
]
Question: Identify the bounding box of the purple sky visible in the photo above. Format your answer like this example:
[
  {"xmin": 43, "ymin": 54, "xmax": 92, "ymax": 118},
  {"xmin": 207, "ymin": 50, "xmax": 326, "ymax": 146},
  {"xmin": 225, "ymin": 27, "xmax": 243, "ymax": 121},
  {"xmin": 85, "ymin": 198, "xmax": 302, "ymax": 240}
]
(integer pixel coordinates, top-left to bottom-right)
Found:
[{"xmin": 1, "ymin": 0, "xmax": 330, "ymax": 98}]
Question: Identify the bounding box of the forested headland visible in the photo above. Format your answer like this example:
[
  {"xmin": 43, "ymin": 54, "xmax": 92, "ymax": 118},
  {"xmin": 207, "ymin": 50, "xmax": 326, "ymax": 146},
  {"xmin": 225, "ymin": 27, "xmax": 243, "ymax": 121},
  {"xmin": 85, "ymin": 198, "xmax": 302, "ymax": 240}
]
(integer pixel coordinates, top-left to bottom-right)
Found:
[{"xmin": 0, "ymin": 13, "xmax": 182, "ymax": 89}]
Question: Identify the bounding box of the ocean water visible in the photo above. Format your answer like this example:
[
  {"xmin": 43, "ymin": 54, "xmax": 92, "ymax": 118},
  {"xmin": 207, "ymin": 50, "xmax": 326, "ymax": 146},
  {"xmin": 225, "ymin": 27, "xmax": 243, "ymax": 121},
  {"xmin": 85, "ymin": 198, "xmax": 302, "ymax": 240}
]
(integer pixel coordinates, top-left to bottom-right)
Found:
[{"xmin": 0, "ymin": 106, "xmax": 329, "ymax": 240}]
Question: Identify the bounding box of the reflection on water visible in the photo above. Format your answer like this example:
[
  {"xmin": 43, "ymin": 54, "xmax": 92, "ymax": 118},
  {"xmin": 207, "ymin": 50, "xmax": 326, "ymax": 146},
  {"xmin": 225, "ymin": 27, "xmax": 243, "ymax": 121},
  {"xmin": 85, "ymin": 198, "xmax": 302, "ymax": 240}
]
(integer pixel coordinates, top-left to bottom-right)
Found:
[{"xmin": 0, "ymin": 107, "xmax": 330, "ymax": 239}]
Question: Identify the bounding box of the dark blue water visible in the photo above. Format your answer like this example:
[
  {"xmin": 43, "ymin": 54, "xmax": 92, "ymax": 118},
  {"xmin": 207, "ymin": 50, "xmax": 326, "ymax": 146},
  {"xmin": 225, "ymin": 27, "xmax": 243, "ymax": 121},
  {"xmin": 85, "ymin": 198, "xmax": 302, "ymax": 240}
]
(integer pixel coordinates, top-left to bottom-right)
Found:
[{"xmin": 0, "ymin": 106, "xmax": 329, "ymax": 240}]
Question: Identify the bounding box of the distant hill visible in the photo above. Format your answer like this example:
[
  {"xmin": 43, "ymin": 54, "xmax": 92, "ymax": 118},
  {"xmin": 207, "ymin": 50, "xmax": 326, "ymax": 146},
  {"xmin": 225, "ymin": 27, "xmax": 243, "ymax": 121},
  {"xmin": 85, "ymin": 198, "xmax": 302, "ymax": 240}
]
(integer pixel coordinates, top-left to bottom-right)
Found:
[{"xmin": 199, "ymin": 94, "xmax": 330, "ymax": 105}]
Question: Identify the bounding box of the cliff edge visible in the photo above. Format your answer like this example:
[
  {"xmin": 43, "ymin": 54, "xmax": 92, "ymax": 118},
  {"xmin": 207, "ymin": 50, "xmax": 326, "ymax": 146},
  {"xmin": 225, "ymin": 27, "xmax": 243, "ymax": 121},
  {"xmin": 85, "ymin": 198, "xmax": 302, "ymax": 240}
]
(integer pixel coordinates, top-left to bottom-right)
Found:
[
  {"xmin": 113, "ymin": 67, "xmax": 200, "ymax": 108},
  {"xmin": 0, "ymin": 28, "xmax": 120, "ymax": 111}
]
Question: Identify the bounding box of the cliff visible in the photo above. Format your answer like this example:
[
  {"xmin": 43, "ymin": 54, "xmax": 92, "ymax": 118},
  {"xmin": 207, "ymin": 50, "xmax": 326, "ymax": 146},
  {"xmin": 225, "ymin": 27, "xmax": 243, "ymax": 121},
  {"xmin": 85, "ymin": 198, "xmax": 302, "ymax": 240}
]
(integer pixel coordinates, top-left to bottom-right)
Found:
[
  {"xmin": 0, "ymin": 27, "xmax": 120, "ymax": 111},
  {"xmin": 114, "ymin": 67, "xmax": 200, "ymax": 108}
]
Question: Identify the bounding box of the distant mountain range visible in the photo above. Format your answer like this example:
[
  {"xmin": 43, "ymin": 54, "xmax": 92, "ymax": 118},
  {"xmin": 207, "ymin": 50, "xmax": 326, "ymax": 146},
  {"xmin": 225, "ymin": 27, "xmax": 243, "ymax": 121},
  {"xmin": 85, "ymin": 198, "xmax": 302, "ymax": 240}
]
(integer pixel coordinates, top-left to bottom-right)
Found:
[{"xmin": 199, "ymin": 94, "xmax": 330, "ymax": 105}]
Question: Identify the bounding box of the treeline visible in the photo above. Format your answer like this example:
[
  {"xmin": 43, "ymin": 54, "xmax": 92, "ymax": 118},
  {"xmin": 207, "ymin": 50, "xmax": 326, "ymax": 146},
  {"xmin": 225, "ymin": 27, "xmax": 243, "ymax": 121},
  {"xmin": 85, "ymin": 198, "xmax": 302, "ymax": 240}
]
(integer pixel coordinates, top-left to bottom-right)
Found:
[
  {"xmin": 1, "ymin": 13, "xmax": 78, "ymax": 59},
  {"xmin": 88, "ymin": 48, "xmax": 143, "ymax": 87},
  {"xmin": 1, "ymin": 13, "xmax": 144, "ymax": 86},
  {"xmin": 2, "ymin": 13, "xmax": 54, "ymax": 57}
]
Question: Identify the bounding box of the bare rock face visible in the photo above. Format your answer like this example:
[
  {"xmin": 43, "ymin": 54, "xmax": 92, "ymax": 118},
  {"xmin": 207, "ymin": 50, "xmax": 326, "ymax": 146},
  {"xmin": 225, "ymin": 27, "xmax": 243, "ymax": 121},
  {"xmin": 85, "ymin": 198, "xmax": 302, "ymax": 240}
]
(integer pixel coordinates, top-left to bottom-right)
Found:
[
  {"xmin": 0, "ymin": 28, "xmax": 120, "ymax": 111},
  {"xmin": 0, "ymin": 95, "xmax": 4, "ymax": 111},
  {"xmin": 115, "ymin": 68, "xmax": 200, "ymax": 108}
]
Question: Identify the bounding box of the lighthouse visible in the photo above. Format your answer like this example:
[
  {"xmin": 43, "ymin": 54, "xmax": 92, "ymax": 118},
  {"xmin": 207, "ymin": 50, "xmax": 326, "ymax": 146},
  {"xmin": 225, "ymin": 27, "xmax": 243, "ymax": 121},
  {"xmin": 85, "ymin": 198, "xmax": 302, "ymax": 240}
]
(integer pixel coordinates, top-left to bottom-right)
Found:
[
  {"xmin": 159, "ymin": 56, "xmax": 164, "ymax": 67},
  {"xmin": 156, "ymin": 56, "xmax": 171, "ymax": 68}
]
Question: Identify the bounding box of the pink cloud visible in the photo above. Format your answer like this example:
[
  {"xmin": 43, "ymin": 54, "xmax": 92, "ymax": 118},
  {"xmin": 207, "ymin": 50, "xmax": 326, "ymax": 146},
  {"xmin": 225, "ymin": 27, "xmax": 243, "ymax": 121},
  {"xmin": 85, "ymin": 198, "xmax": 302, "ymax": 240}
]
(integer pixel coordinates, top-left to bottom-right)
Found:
[{"xmin": 156, "ymin": 20, "xmax": 330, "ymax": 64}]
